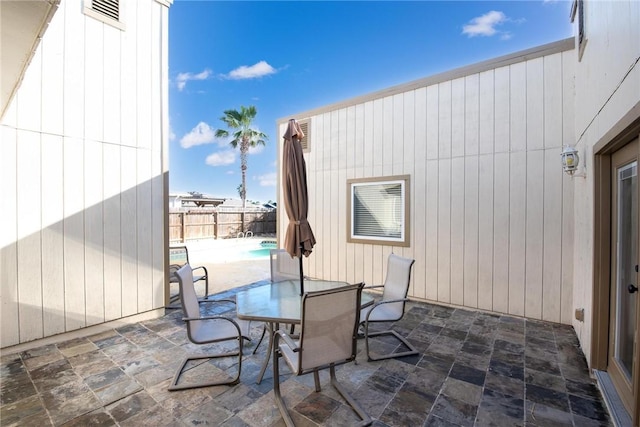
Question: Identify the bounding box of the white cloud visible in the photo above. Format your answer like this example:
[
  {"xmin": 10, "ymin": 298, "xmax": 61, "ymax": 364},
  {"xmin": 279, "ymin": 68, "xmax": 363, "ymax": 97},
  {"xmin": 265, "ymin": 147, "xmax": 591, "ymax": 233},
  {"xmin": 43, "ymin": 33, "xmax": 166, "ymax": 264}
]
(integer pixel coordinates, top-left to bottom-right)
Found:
[
  {"xmin": 176, "ymin": 69, "xmax": 211, "ymax": 91},
  {"xmin": 180, "ymin": 122, "xmax": 216, "ymax": 148},
  {"xmin": 226, "ymin": 61, "xmax": 276, "ymax": 80},
  {"xmin": 257, "ymin": 172, "xmax": 277, "ymax": 187},
  {"xmin": 206, "ymin": 150, "xmax": 236, "ymax": 166},
  {"xmin": 462, "ymin": 11, "xmax": 507, "ymax": 37}
]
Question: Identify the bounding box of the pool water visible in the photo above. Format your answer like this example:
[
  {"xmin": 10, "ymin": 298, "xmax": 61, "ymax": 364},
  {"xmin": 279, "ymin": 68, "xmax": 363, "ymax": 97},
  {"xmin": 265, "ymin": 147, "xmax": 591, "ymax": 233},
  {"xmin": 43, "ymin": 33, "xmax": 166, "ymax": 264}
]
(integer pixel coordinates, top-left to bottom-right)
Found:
[{"xmin": 241, "ymin": 240, "xmax": 277, "ymax": 259}]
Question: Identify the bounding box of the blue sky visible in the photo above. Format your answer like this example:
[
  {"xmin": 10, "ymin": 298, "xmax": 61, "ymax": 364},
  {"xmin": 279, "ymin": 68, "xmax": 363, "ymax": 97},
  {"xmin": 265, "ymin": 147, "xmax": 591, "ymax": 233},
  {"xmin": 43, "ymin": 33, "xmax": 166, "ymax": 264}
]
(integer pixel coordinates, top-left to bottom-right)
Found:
[{"xmin": 169, "ymin": 0, "xmax": 573, "ymax": 203}]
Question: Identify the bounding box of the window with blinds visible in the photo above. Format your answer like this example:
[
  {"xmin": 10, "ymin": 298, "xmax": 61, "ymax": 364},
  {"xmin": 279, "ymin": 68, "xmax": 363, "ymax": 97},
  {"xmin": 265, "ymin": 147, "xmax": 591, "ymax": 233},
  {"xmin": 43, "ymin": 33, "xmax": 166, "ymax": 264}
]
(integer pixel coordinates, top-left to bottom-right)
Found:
[{"xmin": 347, "ymin": 175, "xmax": 410, "ymax": 246}]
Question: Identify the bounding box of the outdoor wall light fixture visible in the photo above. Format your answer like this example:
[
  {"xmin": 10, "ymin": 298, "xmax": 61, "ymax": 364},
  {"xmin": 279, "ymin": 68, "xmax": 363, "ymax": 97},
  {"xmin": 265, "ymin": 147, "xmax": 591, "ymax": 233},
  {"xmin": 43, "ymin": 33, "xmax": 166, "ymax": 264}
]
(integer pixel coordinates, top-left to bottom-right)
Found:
[{"xmin": 561, "ymin": 145, "xmax": 585, "ymax": 178}]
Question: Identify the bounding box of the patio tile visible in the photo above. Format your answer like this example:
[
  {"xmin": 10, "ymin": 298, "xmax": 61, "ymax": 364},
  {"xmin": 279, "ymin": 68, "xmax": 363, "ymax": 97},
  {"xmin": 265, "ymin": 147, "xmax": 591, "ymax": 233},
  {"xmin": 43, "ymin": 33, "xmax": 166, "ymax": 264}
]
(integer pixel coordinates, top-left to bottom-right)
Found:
[{"xmin": 0, "ymin": 283, "xmax": 612, "ymax": 427}]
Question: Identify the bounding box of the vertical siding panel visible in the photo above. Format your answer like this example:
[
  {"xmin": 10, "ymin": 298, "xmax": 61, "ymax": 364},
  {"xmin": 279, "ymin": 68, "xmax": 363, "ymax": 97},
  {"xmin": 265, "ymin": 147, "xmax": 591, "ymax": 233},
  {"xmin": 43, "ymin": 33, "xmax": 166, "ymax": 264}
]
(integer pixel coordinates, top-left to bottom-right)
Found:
[
  {"xmin": 414, "ymin": 88, "xmax": 427, "ymax": 299},
  {"xmin": 104, "ymin": 144, "xmax": 122, "ymax": 321},
  {"xmin": 121, "ymin": 1, "xmax": 137, "ymax": 146},
  {"xmin": 509, "ymin": 151, "xmax": 526, "ymax": 316},
  {"xmin": 450, "ymin": 157, "xmax": 464, "ymax": 306},
  {"xmin": 17, "ymin": 49, "xmax": 42, "ymax": 132},
  {"xmin": 543, "ymin": 148, "xmax": 563, "ymax": 322},
  {"xmin": 425, "ymin": 160, "xmax": 439, "ymax": 301},
  {"xmin": 526, "ymin": 58, "xmax": 544, "ymax": 151},
  {"xmin": 477, "ymin": 154, "xmax": 494, "ymax": 311},
  {"xmin": 525, "ymin": 151, "xmax": 544, "ymax": 319},
  {"xmin": 121, "ymin": 146, "xmax": 137, "ymax": 316},
  {"xmin": 137, "ymin": 0, "xmax": 152, "ymax": 149},
  {"xmin": 439, "ymin": 81, "xmax": 452, "ymax": 159},
  {"xmin": 464, "ymin": 156, "xmax": 479, "ymax": 308},
  {"xmin": 362, "ymin": 102, "xmax": 374, "ymax": 286},
  {"xmin": 400, "ymin": 93, "xmax": 413, "ymax": 268},
  {"xmin": 1, "ymin": 128, "xmax": 19, "ymax": 346},
  {"xmin": 332, "ymin": 110, "xmax": 344, "ymax": 280},
  {"xmin": 465, "ymin": 74, "xmax": 479, "ymax": 156},
  {"xmin": 41, "ymin": 10, "xmax": 64, "ymax": 136},
  {"xmin": 308, "ymin": 116, "xmax": 322, "ymax": 278},
  {"xmin": 17, "ymin": 131, "xmax": 43, "ymax": 341},
  {"xmin": 372, "ymin": 100, "xmax": 384, "ymax": 281},
  {"xmin": 560, "ymin": 51, "xmax": 575, "ymax": 324},
  {"xmin": 510, "ymin": 63, "xmax": 527, "ymax": 153},
  {"xmin": 544, "ymin": 54, "xmax": 563, "ymax": 149},
  {"xmin": 426, "ymin": 85, "xmax": 439, "ymax": 160},
  {"xmin": 353, "ymin": 106, "xmax": 365, "ymax": 283},
  {"xmin": 64, "ymin": 137, "xmax": 86, "ymax": 330},
  {"xmin": 104, "ymin": 26, "xmax": 122, "ymax": 144},
  {"xmin": 84, "ymin": 141, "xmax": 105, "ymax": 325},
  {"xmin": 345, "ymin": 107, "xmax": 355, "ymax": 285},
  {"xmin": 438, "ymin": 158, "xmax": 451, "ymax": 303},
  {"xmin": 451, "ymin": 78, "xmax": 465, "ymax": 158},
  {"xmin": 137, "ymin": 151, "xmax": 153, "ymax": 311},
  {"xmin": 152, "ymin": 150, "xmax": 164, "ymax": 308},
  {"xmin": 493, "ymin": 152, "xmax": 510, "ymax": 313},
  {"xmin": 41, "ymin": 134, "xmax": 65, "ymax": 336},
  {"xmin": 494, "ymin": 67, "xmax": 510, "ymax": 153},
  {"xmin": 479, "ymin": 70, "xmax": 495, "ymax": 155},
  {"xmin": 63, "ymin": 2, "xmax": 84, "ymax": 139},
  {"xmin": 85, "ymin": 19, "xmax": 104, "ymax": 142}
]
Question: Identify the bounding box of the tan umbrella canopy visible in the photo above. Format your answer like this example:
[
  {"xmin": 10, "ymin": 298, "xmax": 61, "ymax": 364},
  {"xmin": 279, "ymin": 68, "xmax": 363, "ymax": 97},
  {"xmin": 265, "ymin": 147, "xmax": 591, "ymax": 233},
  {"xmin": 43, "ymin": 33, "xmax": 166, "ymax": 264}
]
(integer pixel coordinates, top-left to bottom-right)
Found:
[{"xmin": 282, "ymin": 119, "xmax": 316, "ymax": 294}]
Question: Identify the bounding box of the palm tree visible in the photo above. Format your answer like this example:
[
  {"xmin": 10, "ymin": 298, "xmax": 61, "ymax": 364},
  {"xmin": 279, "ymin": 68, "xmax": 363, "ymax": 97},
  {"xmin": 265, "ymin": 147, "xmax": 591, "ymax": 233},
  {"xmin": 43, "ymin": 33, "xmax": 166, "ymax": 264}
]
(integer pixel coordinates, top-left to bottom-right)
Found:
[{"xmin": 215, "ymin": 106, "xmax": 267, "ymax": 229}]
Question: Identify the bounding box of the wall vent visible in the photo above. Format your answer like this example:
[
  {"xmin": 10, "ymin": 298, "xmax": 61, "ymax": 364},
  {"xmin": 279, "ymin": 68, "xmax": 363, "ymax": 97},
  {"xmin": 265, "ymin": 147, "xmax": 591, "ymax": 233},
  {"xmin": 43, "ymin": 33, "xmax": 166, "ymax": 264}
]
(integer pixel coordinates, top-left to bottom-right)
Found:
[
  {"xmin": 299, "ymin": 119, "xmax": 310, "ymax": 152},
  {"xmin": 91, "ymin": 0, "xmax": 119, "ymax": 21}
]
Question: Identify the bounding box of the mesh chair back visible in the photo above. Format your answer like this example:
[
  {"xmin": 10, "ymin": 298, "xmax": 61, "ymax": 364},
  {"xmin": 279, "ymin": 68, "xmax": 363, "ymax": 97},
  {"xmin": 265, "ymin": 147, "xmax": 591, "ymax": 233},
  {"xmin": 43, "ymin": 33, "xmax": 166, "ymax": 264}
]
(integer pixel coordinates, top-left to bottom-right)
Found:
[
  {"xmin": 270, "ymin": 249, "xmax": 299, "ymax": 282},
  {"xmin": 380, "ymin": 254, "xmax": 415, "ymax": 318},
  {"xmin": 176, "ymin": 264, "xmax": 204, "ymax": 339},
  {"xmin": 298, "ymin": 283, "xmax": 363, "ymax": 371}
]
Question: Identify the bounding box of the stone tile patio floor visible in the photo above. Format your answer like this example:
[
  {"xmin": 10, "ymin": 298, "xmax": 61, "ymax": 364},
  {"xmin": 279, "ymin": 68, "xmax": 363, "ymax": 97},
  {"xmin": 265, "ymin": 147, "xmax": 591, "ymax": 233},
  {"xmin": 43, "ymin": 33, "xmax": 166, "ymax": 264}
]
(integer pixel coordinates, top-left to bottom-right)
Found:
[{"xmin": 1, "ymin": 280, "xmax": 611, "ymax": 426}]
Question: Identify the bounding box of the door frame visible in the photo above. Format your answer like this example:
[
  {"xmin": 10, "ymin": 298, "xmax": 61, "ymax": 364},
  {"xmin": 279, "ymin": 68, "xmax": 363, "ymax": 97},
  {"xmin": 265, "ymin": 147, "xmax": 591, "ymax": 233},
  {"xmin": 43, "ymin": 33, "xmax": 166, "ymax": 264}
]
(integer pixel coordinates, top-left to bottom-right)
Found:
[{"xmin": 592, "ymin": 105, "xmax": 640, "ymax": 425}]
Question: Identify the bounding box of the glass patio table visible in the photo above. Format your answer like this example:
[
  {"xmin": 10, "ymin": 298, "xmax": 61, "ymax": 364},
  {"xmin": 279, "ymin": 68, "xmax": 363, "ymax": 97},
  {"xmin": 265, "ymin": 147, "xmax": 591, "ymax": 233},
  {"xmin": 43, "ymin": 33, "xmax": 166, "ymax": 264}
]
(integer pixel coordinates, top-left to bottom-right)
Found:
[{"xmin": 236, "ymin": 279, "xmax": 374, "ymax": 384}]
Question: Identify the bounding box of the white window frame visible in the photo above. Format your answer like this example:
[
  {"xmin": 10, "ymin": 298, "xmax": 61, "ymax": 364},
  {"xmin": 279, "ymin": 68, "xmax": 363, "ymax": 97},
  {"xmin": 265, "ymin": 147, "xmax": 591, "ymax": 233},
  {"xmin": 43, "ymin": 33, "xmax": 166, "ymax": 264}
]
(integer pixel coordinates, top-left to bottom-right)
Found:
[{"xmin": 347, "ymin": 175, "xmax": 410, "ymax": 247}]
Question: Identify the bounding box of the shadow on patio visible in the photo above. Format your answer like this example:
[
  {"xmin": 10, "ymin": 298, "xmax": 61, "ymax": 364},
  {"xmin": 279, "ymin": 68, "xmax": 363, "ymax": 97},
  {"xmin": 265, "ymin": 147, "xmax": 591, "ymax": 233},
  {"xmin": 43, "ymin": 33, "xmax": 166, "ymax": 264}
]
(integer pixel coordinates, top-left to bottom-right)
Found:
[{"xmin": 1, "ymin": 281, "xmax": 610, "ymax": 426}]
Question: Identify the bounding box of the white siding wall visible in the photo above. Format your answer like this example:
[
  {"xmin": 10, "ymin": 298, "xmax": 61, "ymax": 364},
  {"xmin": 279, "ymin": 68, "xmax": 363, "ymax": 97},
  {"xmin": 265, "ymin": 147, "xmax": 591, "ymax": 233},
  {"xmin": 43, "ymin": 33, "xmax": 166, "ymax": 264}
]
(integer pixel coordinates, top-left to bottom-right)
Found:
[
  {"xmin": 278, "ymin": 44, "xmax": 576, "ymax": 323},
  {"xmin": 570, "ymin": 0, "xmax": 640, "ymax": 365},
  {"xmin": 0, "ymin": 0, "xmax": 170, "ymax": 347}
]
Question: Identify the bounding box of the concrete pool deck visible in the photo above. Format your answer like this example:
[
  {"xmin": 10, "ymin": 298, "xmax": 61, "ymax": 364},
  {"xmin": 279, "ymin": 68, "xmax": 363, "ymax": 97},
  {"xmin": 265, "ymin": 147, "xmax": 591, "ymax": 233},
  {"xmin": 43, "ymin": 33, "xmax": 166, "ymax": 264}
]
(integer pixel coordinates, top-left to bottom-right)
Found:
[{"xmin": 171, "ymin": 236, "xmax": 274, "ymax": 296}]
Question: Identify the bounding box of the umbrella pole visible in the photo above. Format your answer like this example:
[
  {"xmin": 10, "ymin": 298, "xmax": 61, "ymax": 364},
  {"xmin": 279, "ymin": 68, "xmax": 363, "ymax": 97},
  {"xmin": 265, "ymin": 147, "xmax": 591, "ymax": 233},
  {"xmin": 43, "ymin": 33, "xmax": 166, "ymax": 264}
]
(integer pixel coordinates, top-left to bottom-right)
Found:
[{"xmin": 299, "ymin": 242, "xmax": 304, "ymax": 296}]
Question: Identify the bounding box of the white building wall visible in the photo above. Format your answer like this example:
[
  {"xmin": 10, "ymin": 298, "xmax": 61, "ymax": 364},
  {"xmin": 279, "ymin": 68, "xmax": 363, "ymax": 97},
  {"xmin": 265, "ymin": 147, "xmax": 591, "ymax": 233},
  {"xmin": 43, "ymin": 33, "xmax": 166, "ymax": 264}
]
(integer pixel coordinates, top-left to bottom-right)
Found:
[
  {"xmin": 570, "ymin": 0, "xmax": 640, "ymax": 366},
  {"xmin": 0, "ymin": 0, "xmax": 170, "ymax": 348},
  {"xmin": 278, "ymin": 40, "xmax": 576, "ymax": 324}
]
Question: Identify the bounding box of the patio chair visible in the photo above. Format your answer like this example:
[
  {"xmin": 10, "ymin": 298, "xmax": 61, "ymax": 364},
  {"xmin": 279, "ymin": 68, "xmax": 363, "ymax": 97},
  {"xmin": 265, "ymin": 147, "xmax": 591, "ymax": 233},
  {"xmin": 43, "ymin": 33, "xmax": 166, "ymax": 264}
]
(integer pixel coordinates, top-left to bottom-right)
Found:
[
  {"xmin": 273, "ymin": 282, "xmax": 371, "ymax": 427},
  {"xmin": 359, "ymin": 253, "xmax": 418, "ymax": 361},
  {"xmin": 168, "ymin": 264, "xmax": 250, "ymax": 391},
  {"xmin": 167, "ymin": 245, "xmax": 209, "ymax": 309}
]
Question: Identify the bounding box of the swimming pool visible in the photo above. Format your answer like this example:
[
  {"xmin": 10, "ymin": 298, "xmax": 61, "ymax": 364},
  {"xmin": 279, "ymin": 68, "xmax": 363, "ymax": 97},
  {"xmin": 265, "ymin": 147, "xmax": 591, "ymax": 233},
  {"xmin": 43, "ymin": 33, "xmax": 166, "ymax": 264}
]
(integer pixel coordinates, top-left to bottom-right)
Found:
[{"xmin": 241, "ymin": 240, "xmax": 277, "ymax": 259}]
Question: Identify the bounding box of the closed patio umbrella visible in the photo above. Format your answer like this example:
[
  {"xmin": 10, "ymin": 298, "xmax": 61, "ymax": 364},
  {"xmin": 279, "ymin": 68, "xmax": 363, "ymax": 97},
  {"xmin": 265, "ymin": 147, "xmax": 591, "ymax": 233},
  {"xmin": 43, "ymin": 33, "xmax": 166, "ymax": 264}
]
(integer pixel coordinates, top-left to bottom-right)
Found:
[{"xmin": 282, "ymin": 118, "xmax": 316, "ymax": 295}]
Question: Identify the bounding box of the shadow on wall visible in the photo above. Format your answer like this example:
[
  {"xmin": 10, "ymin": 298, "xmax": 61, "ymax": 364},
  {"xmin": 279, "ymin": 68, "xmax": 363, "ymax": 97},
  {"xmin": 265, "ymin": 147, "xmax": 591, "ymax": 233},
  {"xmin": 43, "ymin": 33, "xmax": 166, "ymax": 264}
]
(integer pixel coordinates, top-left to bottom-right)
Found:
[{"xmin": 1, "ymin": 172, "xmax": 166, "ymax": 348}]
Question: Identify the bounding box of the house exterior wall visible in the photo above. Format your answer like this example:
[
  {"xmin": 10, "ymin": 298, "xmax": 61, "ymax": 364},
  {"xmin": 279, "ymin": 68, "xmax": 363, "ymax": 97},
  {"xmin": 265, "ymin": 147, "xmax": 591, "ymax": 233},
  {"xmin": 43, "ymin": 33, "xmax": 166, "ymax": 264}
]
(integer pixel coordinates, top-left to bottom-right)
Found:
[
  {"xmin": 277, "ymin": 39, "xmax": 576, "ymax": 325},
  {"xmin": 570, "ymin": 0, "xmax": 640, "ymax": 366},
  {"xmin": 0, "ymin": 0, "xmax": 170, "ymax": 348}
]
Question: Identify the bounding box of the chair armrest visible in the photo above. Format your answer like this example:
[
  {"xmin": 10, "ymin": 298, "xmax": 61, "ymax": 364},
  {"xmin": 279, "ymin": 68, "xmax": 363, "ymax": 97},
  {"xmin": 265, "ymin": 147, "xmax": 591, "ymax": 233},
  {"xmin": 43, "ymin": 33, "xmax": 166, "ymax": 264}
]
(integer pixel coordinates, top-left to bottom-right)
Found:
[
  {"xmin": 275, "ymin": 329, "xmax": 301, "ymax": 352},
  {"xmin": 192, "ymin": 265, "xmax": 208, "ymax": 276},
  {"xmin": 182, "ymin": 315, "xmax": 241, "ymax": 334},
  {"xmin": 363, "ymin": 284, "xmax": 384, "ymax": 290},
  {"xmin": 364, "ymin": 297, "xmax": 410, "ymax": 322}
]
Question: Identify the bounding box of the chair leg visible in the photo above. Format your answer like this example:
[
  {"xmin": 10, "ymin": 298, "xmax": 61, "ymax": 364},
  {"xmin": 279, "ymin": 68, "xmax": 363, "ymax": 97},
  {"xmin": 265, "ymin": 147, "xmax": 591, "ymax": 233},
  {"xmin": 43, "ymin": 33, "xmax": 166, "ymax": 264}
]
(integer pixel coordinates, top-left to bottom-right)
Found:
[
  {"xmin": 273, "ymin": 346, "xmax": 295, "ymax": 427},
  {"xmin": 364, "ymin": 326, "xmax": 418, "ymax": 362},
  {"xmin": 252, "ymin": 324, "xmax": 267, "ymax": 355},
  {"xmin": 168, "ymin": 340, "xmax": 243, "ymax": 391},
  {"xmin": 329, "ymin": 365, "xmax": 372, "ymax": 426}
]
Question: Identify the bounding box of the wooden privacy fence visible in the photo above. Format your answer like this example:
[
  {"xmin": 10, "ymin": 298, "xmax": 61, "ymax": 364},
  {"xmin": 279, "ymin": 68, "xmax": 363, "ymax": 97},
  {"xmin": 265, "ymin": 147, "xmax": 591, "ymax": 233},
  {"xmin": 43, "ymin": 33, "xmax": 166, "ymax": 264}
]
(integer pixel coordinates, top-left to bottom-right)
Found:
[{"xmin": 169, "ymin": 210, "xmax": 276, "ymax": 242}]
